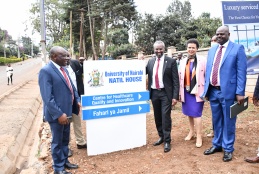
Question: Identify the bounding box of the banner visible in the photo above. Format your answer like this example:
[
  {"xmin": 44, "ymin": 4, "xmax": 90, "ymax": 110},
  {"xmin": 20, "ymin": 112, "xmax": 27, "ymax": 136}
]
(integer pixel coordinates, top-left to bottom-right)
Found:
[{"xmin": 222, "ymin": 1, "xmax": 259, "ymax": 74}]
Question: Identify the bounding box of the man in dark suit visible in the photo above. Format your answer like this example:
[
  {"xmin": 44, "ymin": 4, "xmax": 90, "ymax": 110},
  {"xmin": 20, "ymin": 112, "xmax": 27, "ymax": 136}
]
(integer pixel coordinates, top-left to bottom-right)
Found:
[
  {"xmin": 38, "ymin": 46, "xmax": 81, "ymax": 174},
  {"xmin": 146, "ymin": 40, "xmax": 179, "ymax": 153},
  {"xmin": 70, "ymin": 58, "xmax": 84, "ymax": 96},
  {"xmin": 66, "ymin": 58, "xmax": 87, "ymax": 150},
  {"xmin": 244, "ymin": 75, "xmax": 259, "ymax": 163},
  {"xmin": 201, "ymin": 26, "xmax": 247, "ymax": 162}
]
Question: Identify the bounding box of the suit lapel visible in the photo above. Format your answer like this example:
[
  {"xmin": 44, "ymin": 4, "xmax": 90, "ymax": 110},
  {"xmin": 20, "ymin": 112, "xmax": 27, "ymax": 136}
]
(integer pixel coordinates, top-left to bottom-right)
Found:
[
  {"xmin": 220, "ymin": 41, "xmax": 234, "ymax": 67},
  {"xmin": 208, "ymin": 46, "xmax": 218, "ymax": 76},
  {"xmin": 50, "ymin": 62, "xmax": 70, "ymax": 90},
  {"xmin": 162, "ymin": 56, "xmax": 168, "ymax": 76},
  {"xmin": 150, "ymin": 57, "xmax": 156, "ymax": 76}
]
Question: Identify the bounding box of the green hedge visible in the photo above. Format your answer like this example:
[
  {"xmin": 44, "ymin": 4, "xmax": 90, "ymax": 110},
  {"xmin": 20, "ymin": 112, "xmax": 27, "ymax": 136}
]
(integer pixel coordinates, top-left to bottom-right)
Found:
[{"xmin": 0, "ymin": 57, "xmax": 23, "ymax": 65}]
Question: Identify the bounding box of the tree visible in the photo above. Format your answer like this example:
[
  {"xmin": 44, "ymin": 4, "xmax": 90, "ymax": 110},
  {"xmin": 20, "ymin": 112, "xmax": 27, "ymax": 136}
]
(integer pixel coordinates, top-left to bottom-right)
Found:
[
  {"xmin": 30, "ymin": 0, "xmax": 70, "ymax": 44},
  {"xmin": 186, "ymin": 13, "xmax": 222, "ymax": 48},
  {"xmin": 167, "ymin": 0, "xmax": 192, "ymax": 23},
  {"xmin": 80, "ymin": 0, "xmax": 137, "ymax": 59}
]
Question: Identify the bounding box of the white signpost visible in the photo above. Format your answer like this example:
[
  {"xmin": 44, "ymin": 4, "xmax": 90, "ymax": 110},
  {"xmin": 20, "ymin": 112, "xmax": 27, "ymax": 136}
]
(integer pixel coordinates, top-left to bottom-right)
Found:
[{"xmin": 82, "ymin": 60, "xmax": 150, "ymax": 156}]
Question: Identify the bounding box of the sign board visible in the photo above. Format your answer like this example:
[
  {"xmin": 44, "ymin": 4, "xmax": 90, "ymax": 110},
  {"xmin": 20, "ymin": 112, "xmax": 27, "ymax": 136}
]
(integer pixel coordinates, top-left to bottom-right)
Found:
[
  {"xmin": 221, "ymin": 1, "xmax": 259, "ymax": 74},
  {"xmin": 82, "ymin": 60, "xmax": 150, "ymax": 155}
]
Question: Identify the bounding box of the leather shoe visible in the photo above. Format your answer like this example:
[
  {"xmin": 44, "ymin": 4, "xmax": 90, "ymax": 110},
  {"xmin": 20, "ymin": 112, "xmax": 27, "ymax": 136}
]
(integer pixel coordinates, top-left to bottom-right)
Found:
[
  {"xmin": 68, "ymin": 149, "xmax": 73, "ymax": 157},
  {"xmin": 65, "ymin": 162, "xmax": 79, "ymax": 169},
  {"xmin": 244, "ymin": 156, "xmax": 259, "ymax": 163},
  {"xmin": 153, "ymin": 137, "xmax": 164, "ymax": 146},
  {"xmin": 204, "ymin": 147, "xmax": 222, "ymax": 155},
  {"xmin": 223, "ymin": 151, "xmax": 232, "ymax": 162},
  {"xmin": 77, "ymin": 144, "xmax": 87, "ymax": 149},
  {"xmin": 164, "ymin": 142, "xmax": 171, "ymax": 153},
  {"xmin": 54, "ymin": 170, "xmax": 72, "ymax": 174}
]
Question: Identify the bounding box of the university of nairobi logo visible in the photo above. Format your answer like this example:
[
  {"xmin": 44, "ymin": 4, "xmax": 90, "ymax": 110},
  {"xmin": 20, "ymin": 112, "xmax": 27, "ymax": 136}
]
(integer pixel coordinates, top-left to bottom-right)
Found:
[{"xmin": 87, "ymin": 69, "xmax": 104, "ymax": 87}]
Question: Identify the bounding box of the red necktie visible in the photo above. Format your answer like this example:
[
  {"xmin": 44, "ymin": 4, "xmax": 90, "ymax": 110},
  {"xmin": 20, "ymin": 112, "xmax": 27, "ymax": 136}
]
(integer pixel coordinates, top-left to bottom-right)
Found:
[
  {"xmin": 60, "ymin": 67, "xmax": 74, "ymax": 102},
  {"xmin": 155, "ymin": 58, "xmax": 160, "ymax": 89},
  {"xmin": 212, "ymin": 46, "xmax": 224, "ymax": 86}
]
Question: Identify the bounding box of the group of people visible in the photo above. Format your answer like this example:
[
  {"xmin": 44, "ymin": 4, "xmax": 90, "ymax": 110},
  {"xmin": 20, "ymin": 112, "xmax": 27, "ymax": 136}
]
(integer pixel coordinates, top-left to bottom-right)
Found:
[
  {"xmin": 144, "ymin": 25, "xmax": 258, "ymax": 164},
  {"xmin": 38, "ymin": 46, "xmax": 87, "ymax": 174},
  {"xmin": 38, "ymin": 25, "xmax": 258, "ymax": 173}
]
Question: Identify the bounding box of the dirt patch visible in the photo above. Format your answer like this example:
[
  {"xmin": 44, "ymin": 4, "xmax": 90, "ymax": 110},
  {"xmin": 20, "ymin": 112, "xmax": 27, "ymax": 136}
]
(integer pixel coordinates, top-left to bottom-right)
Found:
[{"xmin": 39, "ymin": 102, "xmax": 259, "ymax": 174}]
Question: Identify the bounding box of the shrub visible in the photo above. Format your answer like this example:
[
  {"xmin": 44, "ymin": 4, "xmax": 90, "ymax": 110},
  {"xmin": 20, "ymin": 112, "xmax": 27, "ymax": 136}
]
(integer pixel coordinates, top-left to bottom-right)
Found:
[{"xmin": 0, "ymin": 57, "xmax": 23, "ymax": 65}]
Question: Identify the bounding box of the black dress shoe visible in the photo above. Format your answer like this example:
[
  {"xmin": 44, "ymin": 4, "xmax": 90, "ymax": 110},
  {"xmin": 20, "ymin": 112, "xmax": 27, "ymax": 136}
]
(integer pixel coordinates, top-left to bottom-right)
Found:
[
  {"xmin": 204, "ymin": 146, "xmax": 222, "ymax": 155},
  {"xmin": 223, "ymin": 152, "xmax": 232, "ymax": 162},
  {"xmin": 54, "ymin": 169, "xmax": 72, "ymax": 174},
  {"xmin": 153, "ymin": 137, "xmax": 164, "ymax": 146},
  {"xmin": 77, "ymin": 144, "xmax": 87, "ymax": 149},
  {"xmin": 164, "ymin": 142, "xmax": 171, "ymax": 153},
  {"xmin": 65, "ymin": 162, "xmax": 79, "ymax": 169}
]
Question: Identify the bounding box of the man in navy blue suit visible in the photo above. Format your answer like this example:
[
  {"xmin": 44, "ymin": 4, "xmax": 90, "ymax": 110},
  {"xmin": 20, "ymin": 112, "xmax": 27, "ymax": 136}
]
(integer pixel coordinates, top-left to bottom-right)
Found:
[
  {"xmin": 39, "ymin": 46, "xmax": 81, "ymax": 174},
  {"xmin": 201, "ymin": 26, "xmax": 247, "ymax": 162}
]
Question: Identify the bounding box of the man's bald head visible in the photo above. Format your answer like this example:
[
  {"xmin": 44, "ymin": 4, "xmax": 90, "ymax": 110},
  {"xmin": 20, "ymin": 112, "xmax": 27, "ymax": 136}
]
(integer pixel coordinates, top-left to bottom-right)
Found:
[
  {"xmin": 49, "ymin": 46, "xmax": 69, "ymax": 66},
  {"xmin": 216, "ymin": 25, "xmax": 230, "ymax": 45}
]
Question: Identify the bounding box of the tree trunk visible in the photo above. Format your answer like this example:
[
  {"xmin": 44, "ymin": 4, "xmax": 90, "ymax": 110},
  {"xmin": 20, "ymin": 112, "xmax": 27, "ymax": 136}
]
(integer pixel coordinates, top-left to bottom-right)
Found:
[
  {"xmin": 79, "ymin": 11, "xmax": 84, "ymax": 57},
  {"xmin": 69, "ymin": 11, "xmax": 73, "ymax": 57},
  {"xmin": 102, "ymin": 20, "xmax": 108, "ymax": 60},
  {"xmin": 87, "ymin": 0, "xmax": 97, "ymax": 60}
]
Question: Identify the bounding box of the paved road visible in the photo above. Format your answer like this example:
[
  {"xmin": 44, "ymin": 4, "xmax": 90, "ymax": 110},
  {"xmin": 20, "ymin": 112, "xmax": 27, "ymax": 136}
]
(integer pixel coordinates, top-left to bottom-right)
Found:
[
  {"xmin": 0, "ymin": 58, "xmax": 42, "ymax": 97},
  {"xmin": 0, "ymin": 58, "xmax": 45, "ymax": 174}
]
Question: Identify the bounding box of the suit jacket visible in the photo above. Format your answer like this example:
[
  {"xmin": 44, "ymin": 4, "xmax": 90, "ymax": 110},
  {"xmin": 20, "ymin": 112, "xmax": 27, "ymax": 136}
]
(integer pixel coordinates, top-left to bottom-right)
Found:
[
  {"xmin": 254, "ymin": 75, "xmax": 259, "ymax": 98},
  {"xmin": 202, "ymin": 41, "xmax": 247, "ymax": 100},
  {"xmin": 39, "ymin": 61, "xmax": 80, "ymax": 122},
  {"xmin": 178, "ymin": 55, "xmax": 207, "ymax": 102},
  {"xmin": 70, "ymin": 59, "xmax": 84, "ymax": 96},
  {"xmin": 146, "ymin": 56, "xmax": 179, "ymax": 101}
]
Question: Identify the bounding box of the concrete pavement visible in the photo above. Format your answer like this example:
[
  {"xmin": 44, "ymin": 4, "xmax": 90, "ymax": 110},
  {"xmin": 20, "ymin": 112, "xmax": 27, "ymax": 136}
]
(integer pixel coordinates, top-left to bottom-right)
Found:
[{"xmin": 0, "ymin": 76, "xmax": 42, "ymax": 174}]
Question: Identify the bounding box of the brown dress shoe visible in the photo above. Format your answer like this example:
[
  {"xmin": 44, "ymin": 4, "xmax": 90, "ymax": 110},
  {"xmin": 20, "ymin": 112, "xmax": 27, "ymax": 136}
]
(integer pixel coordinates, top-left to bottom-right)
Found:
[{"xmin": 244, "ymin": 156, "xmax": 259, "ymax": 163}]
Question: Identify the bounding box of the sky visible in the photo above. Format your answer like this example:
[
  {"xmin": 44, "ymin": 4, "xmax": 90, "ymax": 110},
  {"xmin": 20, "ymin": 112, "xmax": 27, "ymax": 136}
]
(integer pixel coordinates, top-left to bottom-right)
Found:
[
  {"xmin": 134, "ymin": 0, "xmax": 223, "ymax": 18},
  {"xmin": 0, "ymin": 0, "xmax": 37, "ymax": 41},
  {"xmin": 0, "ymin": 0, "xmax": 226, "ymax": 43}
]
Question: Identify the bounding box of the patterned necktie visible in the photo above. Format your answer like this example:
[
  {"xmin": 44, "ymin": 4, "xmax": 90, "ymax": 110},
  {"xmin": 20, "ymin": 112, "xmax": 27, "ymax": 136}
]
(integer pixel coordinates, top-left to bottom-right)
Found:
[
  {"xmin": 155, "ymin": 58, "xmax": 160, "ymax": 89},
  {"xmin": 212, "ymin": 45, "xmax": 224, "ymax": 86},
  {"xmin": 60, "ymin": 67, "xmax": 74, "ymax": 102}
]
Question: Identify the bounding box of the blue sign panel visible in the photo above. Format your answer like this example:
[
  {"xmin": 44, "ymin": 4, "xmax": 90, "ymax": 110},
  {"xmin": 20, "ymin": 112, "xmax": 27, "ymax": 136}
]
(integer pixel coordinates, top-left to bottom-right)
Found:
[
  {"xmin": 222, "ymin": 1, "xmax": 259, "ymax": 24},
  {"xmin": 82, "ymin": 103, "xmax": 150, "ymax": 120},
  {"xmin": 81, "ymin": 91, "xmax": 149, "ymax": 106}
]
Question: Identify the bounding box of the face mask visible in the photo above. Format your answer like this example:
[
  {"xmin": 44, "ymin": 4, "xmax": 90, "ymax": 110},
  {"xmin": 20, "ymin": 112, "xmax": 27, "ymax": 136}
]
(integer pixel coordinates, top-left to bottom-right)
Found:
[{"xmin": 211, "ymin": 42, "xmax": 218, "ymax": 47}]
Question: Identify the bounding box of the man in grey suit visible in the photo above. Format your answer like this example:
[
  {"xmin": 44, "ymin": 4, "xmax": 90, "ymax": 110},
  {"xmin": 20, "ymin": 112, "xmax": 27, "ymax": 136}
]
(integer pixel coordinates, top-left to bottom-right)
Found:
[
  {"xmin": 39, "ymin": 46, "xmax": 81, "ymax": 174},
  {"xmin": 146, "ymin": 40, "xmax": 179, "ymax": 153}
]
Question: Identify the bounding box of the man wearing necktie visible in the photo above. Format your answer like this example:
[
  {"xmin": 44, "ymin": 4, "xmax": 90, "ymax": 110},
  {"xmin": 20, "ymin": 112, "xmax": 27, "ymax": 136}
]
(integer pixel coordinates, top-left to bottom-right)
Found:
[
  {"xmin": 201, "ymin": 26, "xmax": 247, "ymax": 162},
  {"xmin": 146, "ymin": 40, "xmax": 179, "ymax": 153},
  {"xmin": 39, "ymin": 46, "xmax": 81, "ymax": 174}
]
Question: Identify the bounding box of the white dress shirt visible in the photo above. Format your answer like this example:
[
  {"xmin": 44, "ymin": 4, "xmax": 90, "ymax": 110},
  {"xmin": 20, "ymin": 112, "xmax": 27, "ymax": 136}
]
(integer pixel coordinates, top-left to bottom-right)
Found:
[
  {"xmin": 210, "ymin": 40, "xmax": 229, "ymax": 86},
  {"xmin": 152, "ymin": 55, "xmax": 165, "ymax": 89}
]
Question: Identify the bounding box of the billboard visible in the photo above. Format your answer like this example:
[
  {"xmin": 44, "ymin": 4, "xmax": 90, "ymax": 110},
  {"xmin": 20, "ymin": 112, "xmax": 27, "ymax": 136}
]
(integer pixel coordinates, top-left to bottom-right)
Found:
[{"xmin": 222, "ymin": 1, "xmax": 259, "ymax": 74}]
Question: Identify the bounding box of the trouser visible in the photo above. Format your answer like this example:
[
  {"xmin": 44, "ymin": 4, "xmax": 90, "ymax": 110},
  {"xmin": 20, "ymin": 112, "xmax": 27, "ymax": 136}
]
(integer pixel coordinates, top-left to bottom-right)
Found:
[
  {"xmin": 70, "ymin": 113, "xmax": 86, "ymax": 145},
  {"xmin": 209, "ymin": 87, "xmax": 236, "ymax": 152},
  {"xmin": 8, "ymin": 75, "xmax": 13, "ymax": 84},
  {"xmin": 151, "ymin": 89, "xmax": 172, "ymax": 143},
  {"xmin": 49, "ymin": 122, "xmax": 70, "ymax": 171}
]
